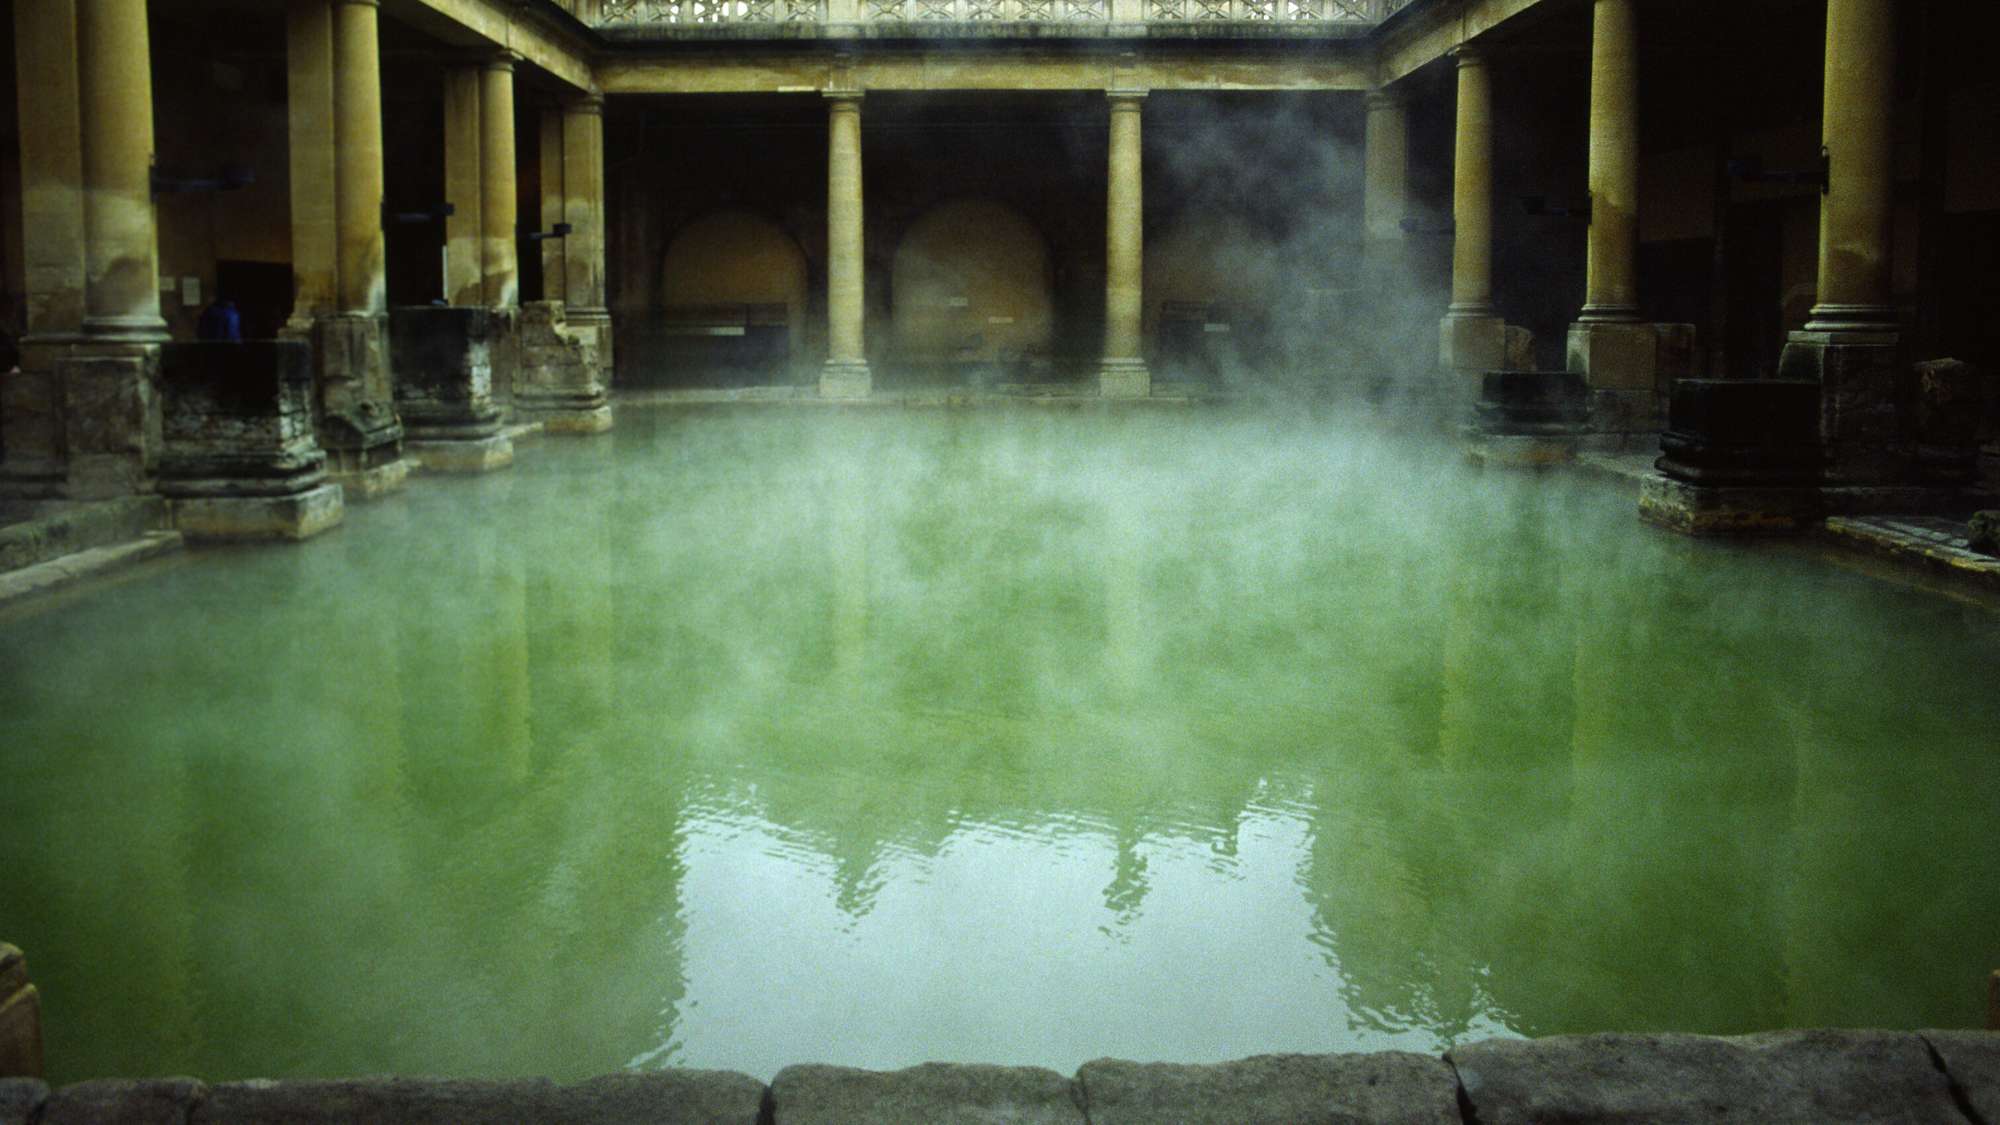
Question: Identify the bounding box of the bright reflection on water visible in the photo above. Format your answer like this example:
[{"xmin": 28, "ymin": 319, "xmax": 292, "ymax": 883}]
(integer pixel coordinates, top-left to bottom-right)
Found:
[{"xmin": 2, "ymin": 407, "xmax": 1998, "ymax": 1085}]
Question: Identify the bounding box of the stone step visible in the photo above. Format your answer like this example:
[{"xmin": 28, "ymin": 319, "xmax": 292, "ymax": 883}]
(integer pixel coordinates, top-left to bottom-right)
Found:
[
  {"xmin": 0, "ymin": 532, "xmax": 185, "ymax": 610},
  {"xmin": 0, "ymin": 496, "xmax": 166, "ymax": 572}
]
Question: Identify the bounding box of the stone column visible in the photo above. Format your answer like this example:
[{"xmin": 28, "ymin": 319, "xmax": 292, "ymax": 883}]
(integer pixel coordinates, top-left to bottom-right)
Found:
[
  {"xmin": 820, "ymin": 90, "xmax": 871, "ymax": 399},
  {"xmin": 317, "ymin": 0, "xmax": 407, "ymax": 497},
  {"xmin": 285, "ymin": 0, "xmax": 338, "ymax": 333},
  {"xmin": 539, "ymin": 107, "xmax": 567, "ymax": 305},
  {"xmin": 1566, "ymin": 0, "xmax": 1658, "ymax": 426},
  {"xmin": 515, "ymin": 95, "xmax": 612, "ymax": 436},
  {"xmin": 3, "ymin": 0, "xmax": 86, "ymax": 494},
  {"xmin": 1100, "ymin": 90, "xmax": 1149, "ymax": 398},
  {"xmin": 562, "ymin": 95, "xmax": 614, "ymax": 385},
  {"xmin": 443, "ymin": 64, "xmax": 485, "ymax": 308},
  {"xmin": 1440, "ymin": 47, "xmax": 1506, "ymax": 376},
  {"xmin": 1361, "ymin": 89, "xmax": 1409, "ymax": 291},
  {"xmin": 1776, "ymin": 0, "xmax": 1903, "ymax": 482},
  {"xmin": 77, "ymin": 0, "xmax": 164, "ymax": 341},
  {"xmin": 480, "ymin": 53, "xmax": 522, "ymax": 414}
]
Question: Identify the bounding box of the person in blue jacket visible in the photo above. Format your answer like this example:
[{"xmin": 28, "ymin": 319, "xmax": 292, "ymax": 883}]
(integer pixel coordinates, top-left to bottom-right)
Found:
[{"xmin": 197, "ymin": 298, "xmax": 242, "ymax": 342}]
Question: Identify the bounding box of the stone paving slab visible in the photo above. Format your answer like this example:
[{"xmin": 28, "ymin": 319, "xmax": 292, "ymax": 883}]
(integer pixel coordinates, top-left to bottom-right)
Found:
[
  {"xmin": 1825, "ymin": 515, "xmax": 2000, "ymax": 589},
  {"xmin": 43, "ymin": 1078, "xmax": 206, "ymax": 1125},
  {"xmin": 1923, "ymin": 1030, "xmax": 2000, "ymax": 1125},
  {"xmin": 1449, "ymin": 1030, "xmax": 1965, "ymax": 1125},
  {"xmin": 771, "ymin": 1062, "xmax": 1084, "ymax": 1125},
  {"xmin": 1077, "ymin": 1052, "xmax": 1460, "ymax": 1125},
  {"xmin": 193, "ymin": 1071, "xmax": 767, "ymax": 1125},
  {"xmin": 555, "ymin": 1070, "xmax": 767, "ymax": 1125},
  {"xmin": 0, "ymin": 1079, "xmax": 46, "ymax": 1125},
  {"xmin": 0, "ymin": 532, "xmax": 184, "ymax": 609}
]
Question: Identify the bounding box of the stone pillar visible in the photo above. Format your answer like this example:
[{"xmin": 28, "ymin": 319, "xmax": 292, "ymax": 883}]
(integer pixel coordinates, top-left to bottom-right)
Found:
[
  {"xmin": 1100, "ymin": 90, "xmax": 1149, "ymax": 398},
  {"xmin": 820, "ymin": 91, "xmax": 871, "ymax": 399},
  {"xmin": 1777, "ymin": 0, "xmax": 1903, "ymax": 483},
  {"xmin": 78, "ymin": 0, "xmax": 164, "ymax": 341},
  {"xmin": 480, "ymin": 53, "xmax": 522, "ymax": 414},
  {"xmin": 562, "ymin": 95, "xmax": 614, "ymax": 386},
  {"xmin": 443, "ymin": 64, "xmax": 485, "ymax": 308},
  {"xmin": 316, "ymin": 0, "xmax": 406, "ymax": 497},
  {"xmin": 1567, "ymin": 0, "xmax": 1659, "ymax": 430},
  {"xmin": 539, "ymin": 107, "xmax": 566, "ymax": 305},
  {"xmin": 1361, "ymin": 89, "xmax": 1409, "ymax": 290},
  {"xmin": 481, "ymin": 54, "xmax": 521, "ymax": 311},
  {"xmin": 285, "ymin": 0, "xmax": 338, "ymax": 333},
  {"xmin": 3, "ymin": 0, "xmax": 86, "ymax": 494},
  {"xmin": 1440, "ymin": 48, "xmax": 1505, "ymax": 377}
]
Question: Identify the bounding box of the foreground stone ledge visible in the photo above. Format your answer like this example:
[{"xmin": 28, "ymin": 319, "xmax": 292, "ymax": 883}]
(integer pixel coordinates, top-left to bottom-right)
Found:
[
  {"xmin": 771, "ymin": 1061, "xmax": 1083, "ymax": 1125},
  {"xmin": 1078, "ymin": 1052, "xmax": 1459, "ymax": 1125},
  {"xmin": 1923, "ymin": 1030, "xmax": 2000, "ymax": 1125},
  {"xmin": 42, "ymin": 1078, "xmax": 205, "ymax": 1125},
  {"xmin": 1448, "ymin": 1030, "xmax": 1966, "ymax": 1125},
  {"xmin": 0, "ymin": 1078, "xmax": 46, "ymax": 1125}
]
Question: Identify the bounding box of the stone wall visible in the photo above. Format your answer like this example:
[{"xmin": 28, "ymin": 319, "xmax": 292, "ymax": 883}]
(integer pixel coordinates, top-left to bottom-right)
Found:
[{"xmin": 1, "ymin": 1030, "xmax": 1995, "ymax": 1124}]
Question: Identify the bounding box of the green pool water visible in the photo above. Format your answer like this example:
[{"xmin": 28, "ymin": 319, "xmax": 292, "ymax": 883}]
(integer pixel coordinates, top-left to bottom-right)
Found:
[{"xmin": 2, "ymin": 407, "xmax": 1997, "ymax": 1085}]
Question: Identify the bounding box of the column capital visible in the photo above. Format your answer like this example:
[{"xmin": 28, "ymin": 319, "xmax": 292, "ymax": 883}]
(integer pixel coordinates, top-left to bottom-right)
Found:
[
  {"xmin": 484, "ymin": 49, "xmax": 523, "ymax": 73},
  {"xmin": 565, "ymin": 92, "xmax": 606, "ymax": 116},
  {"xmin": 1365, "ymin": 88, "xmax": 1407, "ymax": 111},
  {"xmin": 335, "ymin": 0, "xmax": 382, "ymax": 7},
  {"xmin": 1450, "ymin": 44, "xmax": 1487, "ymax": 68},
  {"xmin": 1107, "ymin": 88, "xmax": 1148, "ymax": 105},
  {"xmin": 823, "ymin": 88, "xmax": 865, "ymax": 103}
]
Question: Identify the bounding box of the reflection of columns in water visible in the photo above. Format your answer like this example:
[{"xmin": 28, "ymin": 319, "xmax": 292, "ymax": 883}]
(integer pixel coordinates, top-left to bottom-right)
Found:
[
  {"xmin": 527, "ymin": 438, "xmax": 619, "ymax": 758},
  {"xmin": 828, "ymin": 444, "xmax": 871, "ymax": 688},
  {"xmin": 1101, "ymin": 494, "xmax": 1147, "ymax": 700}
]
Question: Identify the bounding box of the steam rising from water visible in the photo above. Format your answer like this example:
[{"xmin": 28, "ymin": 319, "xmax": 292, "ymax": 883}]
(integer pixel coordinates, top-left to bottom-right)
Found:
[{"xmin": 1, "ymin": 407, "xmax": 1996, "ymax": 1084}]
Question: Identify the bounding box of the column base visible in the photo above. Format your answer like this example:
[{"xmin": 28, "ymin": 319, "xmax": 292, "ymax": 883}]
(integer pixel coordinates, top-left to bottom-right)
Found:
[
  {"xmin": 1567, "ymin": 319, "xmax": 1658, "ymax": 393},
  {"xmin": 517, "ymin": 402, "xmax": 613, "ymax": 435},
  {"xmin": 1639, "ymin": 473, "xmax": 1824, "ymax": 537},
  {"xmin": 1098, "ymin": 358, "xmax": 1151, "ymax": 399},
  {"xmin": 1440, "ymin": 313, "xmax": 1507, "ymax": 377},
  {"xmin": 409, "ymin": 433, "xmax": 514, "ymax": 474},
  {"xmin": 1777, "ymin": 327, "xmax": 1904, "ymax": 484},
  {"xmin": 56, "ymin": 344, "xmax": 163, "ymax": 501},
  {"xmin": 820, "ymin": 360, "xmax": 873, "ymax": 400},
  {"xmin": 328, "ymin": 456, "xmax": 411, "ymax": 501},
  {"xmin": 168, "ymin": 483, "xmax": 345, "ymax": 543}
]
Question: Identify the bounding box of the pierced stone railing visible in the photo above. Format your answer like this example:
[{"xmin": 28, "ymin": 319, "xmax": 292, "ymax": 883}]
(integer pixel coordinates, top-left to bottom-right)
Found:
[{"xmin": 597, "ymin": 0, "xmax": 1394, "ymax": 27}]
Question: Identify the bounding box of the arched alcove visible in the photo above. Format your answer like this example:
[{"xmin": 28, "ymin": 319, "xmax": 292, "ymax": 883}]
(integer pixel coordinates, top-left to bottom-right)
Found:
[
  {"xmin": 658, "ymin": 209, "xmax": 809, "ymax": 383},
  {"xmin": 1144, "ymin": 216, "xmax": 1284, "ymax": 379},
  {"xmin": 890, "ymin": 199, "xmax": 1053, "ymax": 370}
]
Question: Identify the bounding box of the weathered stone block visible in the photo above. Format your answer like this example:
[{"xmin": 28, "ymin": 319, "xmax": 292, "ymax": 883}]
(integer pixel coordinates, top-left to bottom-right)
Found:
[
  {"xmin": 58, "ymin": 348, "xmax": 160, "ymax": 499},
  {"xmin": 44, "ymin": 1078, "xmax": 206, "ymax": 1125},
  {"xmin": 1502, "ymin": 325, "xmax": 1535, "ymax": 372},
  {"xmin": 1097, "ymin": 359, "xmax": 1148, "ymax": 400},
  {"xmin": 1568, "ymin": 319, "xmax": 1658, "ymax": 393},
  {"xmin": 410, "ymin": 432, "xmax": 514, "ymax": 474},
  {"xmin": 1923, "ymin": 1030, "xmax": 2000, "ymax": 1124},
  {"xmin": 1779, "ymin": 328, "xmax": 1904, "ymax": 483},
  {"xmin": 315, "ymin": 314, "xmax": 403, "ymax": 470},
  {"xmin": 1656, "ymin": 379, "xmax": 1822, "ymax": 486},
  {"xmin": 555, "ymin": 1070, "xmax": 767, "ymax": 1124},
  {"xmin": 196, "ymin": 1077, "xmax": 555, "ymax": 1124},
  {"xmin": 390, "ymin": 307, "xmax": 504, "ymax": 443},
  {"xmin": 515, "ymin": 301, "xmax": 611, "ymax": 433},
  {"xmin": 1653, "ymin": 322, "xmax": 1702, "ymax": 390},
  {"xmin": 1077, "ymin": 1052, "xmax": 1459, "ymax": 1125},
  {"xmin": 1475, "ymin": 370, "xmax": 1589, "ymax": 435},
  {"xmin": 169, "ymin": 483, "xmax": 344, "ymax": 542},
  {"xmin": 1639, "ymin": 473, "xmax": 1822, "ymax": 536},
  {"xmin": 2, "ymin": 343, "xmax": 67, "ymax": 494},
  {"xmin": 0, "ymin": 1078, "xmax": 47, "ymax": 1125},
  {"xmin": 1913, "ymin": 359, "xmax": 1987, "ymax": 484},
  {"xmin": 771, "ymin": 1062, "xmax": 1083, "ymax": 1125},
  {"xmin": 1450, "ymin": 1030, "xmax": 1959, "ymax": 1125},
  {"xmin": 1440, "ymin": 314, "xmax": 1506, "ymax": 375}
]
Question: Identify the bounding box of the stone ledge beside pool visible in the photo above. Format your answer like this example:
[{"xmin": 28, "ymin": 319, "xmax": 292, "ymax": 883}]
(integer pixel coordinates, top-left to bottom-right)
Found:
[{"xmin": 4, "ymin": 1031, "xmax": 1996, "ymax": 1124}]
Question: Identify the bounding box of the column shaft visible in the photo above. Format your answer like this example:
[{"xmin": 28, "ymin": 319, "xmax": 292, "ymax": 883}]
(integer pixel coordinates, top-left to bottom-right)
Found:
[
  {"xmin": 1582, "ymin": 0, "xmax": 1640, "ymax": 318},
  {"xmin": 286, "ymin": 0, "xmax": 338, "ymax": 326},
  {"xmin": 561, "ymin": 97, "xmax": 608, "ymax": 317},
  {"xmin": 820, "ymin": 91, "xmax": 870, "ymax": 397},
  {"xmin": 443, "ymin": 65, "xmax": 485, "ymax": 307},
  {"xmin": 1104, "ymin": 93, "xmax": 1146, "ymax": 364},
  {"xmin": 1811, "ymin": 0, "xmax": 1897, "ymax": 326},
  {"xmin": 1449, "ymin": 50, "xmax": 1494, "ymax": 316},
  {"xmin": 481, "ymin": 56, "xmax": 520, "ymax": 309},
  {"xmin": 539, "ymin": 108, "xmax": 566, "ymax": 304},
  {"xmin": 1361, "ymin": 90, "xmax": 1409, "ymax": 284},
  {"xmin": 332, "ymin": 0, "xmax": 385, "ymax": 315},
  {"xmin": 76, "ymin": 0, "xmax": 164, "ymax": 338},
  {"xmin": 14, "ymin": 0, "xmax": 86, "ymax": 336}
]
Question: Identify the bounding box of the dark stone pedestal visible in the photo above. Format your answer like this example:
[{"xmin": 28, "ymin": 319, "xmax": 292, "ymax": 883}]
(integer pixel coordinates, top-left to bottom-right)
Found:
[
  {"xmin": 1639, "ymin": 379, "xmax": 1822, "ymax": 536},
  {"xmin": 157, "ymin": 341, "xmax": 343, "ymax": 541},
  {"xmin": 1465, "ymin": 370, "xmax": 1588, "ymax": 468},
  {"xmin": 390, "ymin": 307, "xmax": 514, "ymax": 473},
  {"xmin": 1778, "ymin": 328, "xmax": 1902, "ymax": 483}
]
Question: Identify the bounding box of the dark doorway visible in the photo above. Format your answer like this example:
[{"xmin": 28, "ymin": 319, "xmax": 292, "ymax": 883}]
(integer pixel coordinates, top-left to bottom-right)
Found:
[{"xmin": 214, "ymin": 260, "xmax": 296, "ymax": 341}]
